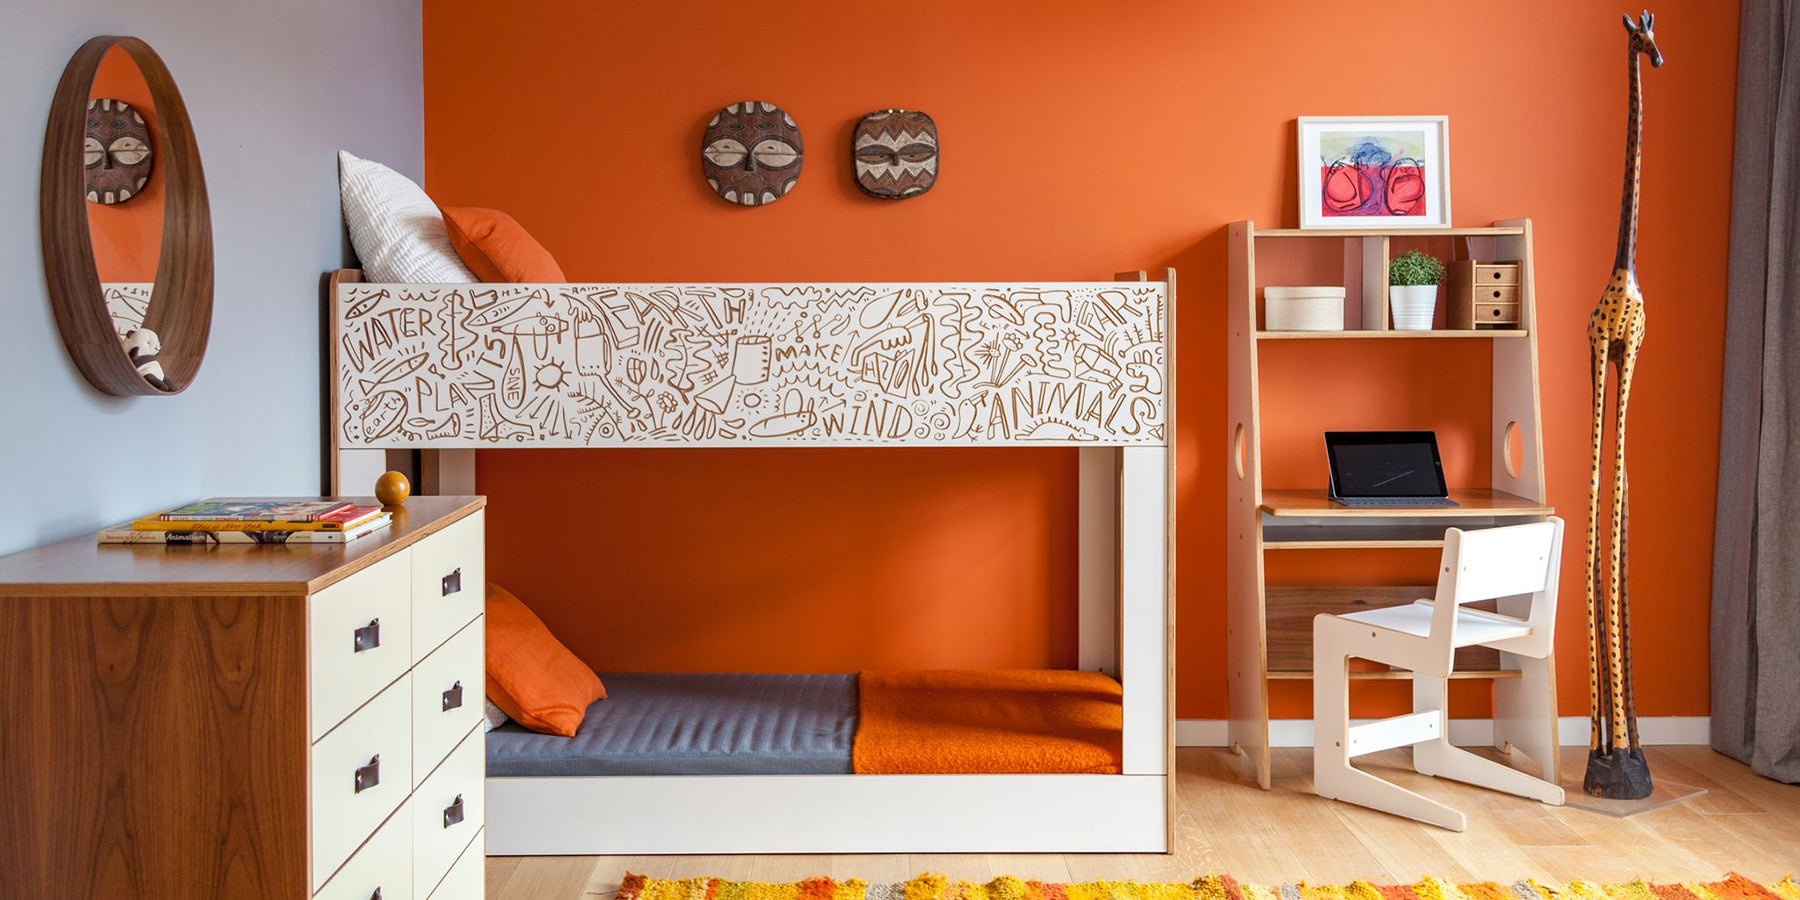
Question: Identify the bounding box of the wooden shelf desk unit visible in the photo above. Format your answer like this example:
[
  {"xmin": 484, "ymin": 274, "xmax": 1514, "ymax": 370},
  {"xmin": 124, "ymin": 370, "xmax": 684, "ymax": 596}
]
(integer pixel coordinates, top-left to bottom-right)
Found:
[{"xmin": 1225, "ymin": 219, "xmax": 1554, "ymax": 789}]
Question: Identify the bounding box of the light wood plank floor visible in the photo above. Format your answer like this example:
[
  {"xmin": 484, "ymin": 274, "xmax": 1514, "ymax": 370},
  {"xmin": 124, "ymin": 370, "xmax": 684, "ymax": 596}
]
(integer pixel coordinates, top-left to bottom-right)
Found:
[{"xmin": 487, "ymin": 746, "xmax": 1799, "ymax": 900}]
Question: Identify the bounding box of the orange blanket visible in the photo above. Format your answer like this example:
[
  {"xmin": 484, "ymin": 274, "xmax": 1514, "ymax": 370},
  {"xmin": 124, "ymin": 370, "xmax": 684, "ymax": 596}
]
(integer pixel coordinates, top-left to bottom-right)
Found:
[{"xmin": 852, "ymin": 669, "xmax": 1124, "ymax": 774}]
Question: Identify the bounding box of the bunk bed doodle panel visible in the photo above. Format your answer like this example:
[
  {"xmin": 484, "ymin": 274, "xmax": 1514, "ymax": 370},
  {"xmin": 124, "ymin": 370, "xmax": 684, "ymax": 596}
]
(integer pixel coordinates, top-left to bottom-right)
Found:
[{"xmin": 334, "ymin": 281, "xmax": 1169, "ymax": 448}]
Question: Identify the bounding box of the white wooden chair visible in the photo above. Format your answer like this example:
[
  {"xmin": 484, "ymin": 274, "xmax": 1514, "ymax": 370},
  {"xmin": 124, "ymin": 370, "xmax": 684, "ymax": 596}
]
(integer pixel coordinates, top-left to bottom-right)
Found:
[{"xmin": 1312, "ymin": 517, "xmax": 1566, "ymax": 831}]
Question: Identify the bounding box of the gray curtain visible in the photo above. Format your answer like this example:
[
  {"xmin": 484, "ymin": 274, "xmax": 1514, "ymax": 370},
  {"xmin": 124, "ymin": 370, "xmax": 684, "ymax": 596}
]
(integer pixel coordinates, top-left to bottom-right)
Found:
[{"xmin": 1711, "ymin": 0, "xmax": 1800, "ymax": 782}]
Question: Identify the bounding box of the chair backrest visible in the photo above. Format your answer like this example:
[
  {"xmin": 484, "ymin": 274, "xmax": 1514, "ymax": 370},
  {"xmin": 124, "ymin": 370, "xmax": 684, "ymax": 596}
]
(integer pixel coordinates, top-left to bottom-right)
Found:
[
  {"xmin": 1426, "ymin": 517, "xmax": 1564, "ymax": 663},
  {"xmin": 1446, "ymin": 519, "xmax": 1562, "ymax": 604}
]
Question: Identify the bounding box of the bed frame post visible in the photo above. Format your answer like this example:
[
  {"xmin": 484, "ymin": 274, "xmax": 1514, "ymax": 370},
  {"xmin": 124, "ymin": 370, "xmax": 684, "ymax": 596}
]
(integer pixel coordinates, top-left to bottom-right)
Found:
[
  {"xmin": 1119, "ymin": 444, "xmax": 1169, "ymax": 779},
  {"xmin": 1110, "ymin": 269, "xmax": 1174, "ymax": 855},
  {"xmin": 1077, "ymin": 447, "xmax": 1119, "ymax": 677},
  {"xmin": 421, "ymin": 449, "xmax": 477, "ymax": 495},
  {"xmin": 327, "ymin": 268, "xmax": 386, "ymax": 496}
]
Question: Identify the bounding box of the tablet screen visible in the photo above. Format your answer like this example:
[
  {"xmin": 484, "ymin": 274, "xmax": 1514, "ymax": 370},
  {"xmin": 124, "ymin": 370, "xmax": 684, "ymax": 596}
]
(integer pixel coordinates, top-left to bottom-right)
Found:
[{"xmin": 1325, "ymin": 432, "xmax": 1449, "ymax": 498}]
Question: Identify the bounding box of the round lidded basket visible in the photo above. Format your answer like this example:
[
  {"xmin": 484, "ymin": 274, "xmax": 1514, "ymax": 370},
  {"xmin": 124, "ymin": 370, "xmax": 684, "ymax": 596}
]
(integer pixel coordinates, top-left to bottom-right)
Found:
[{"xmin": 1263, "ymin": 286, "xmax": 1346, "ymax": 331}]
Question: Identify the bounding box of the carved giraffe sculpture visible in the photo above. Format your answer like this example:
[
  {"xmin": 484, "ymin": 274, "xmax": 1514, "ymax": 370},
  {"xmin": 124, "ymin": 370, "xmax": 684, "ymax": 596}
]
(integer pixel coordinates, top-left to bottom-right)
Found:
[{"xmin": 1584, "ymin": 10, "xmax": 1662, "ymax": 800}]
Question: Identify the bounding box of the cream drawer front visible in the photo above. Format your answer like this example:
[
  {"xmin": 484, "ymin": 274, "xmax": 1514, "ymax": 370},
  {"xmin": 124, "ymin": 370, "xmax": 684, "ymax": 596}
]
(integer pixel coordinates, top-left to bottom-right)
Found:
[
  {"xmin": 314, "ymin": 799, "xmax": 411, "ymax": 900},
  {"xmin": 312, "ymin": 676, "xmax": 413, "ymax": 892},
  {"xmin": 414, "ymin": 725, "xmax": 484, "ymax": 896},
  {"xmin": 412, "ymin": 616, "xmax": 484, "ymax": 784},
  {"xmin": 428, "ymin": 829, "xmax": 484, "ymax": 900},
  {"xmin": 412, "ymin": 511, "xmax": 484, "ymax": 662},
  {"xmin": 311, "ymin": 549, "xmax": 413, "ymax": 741}
]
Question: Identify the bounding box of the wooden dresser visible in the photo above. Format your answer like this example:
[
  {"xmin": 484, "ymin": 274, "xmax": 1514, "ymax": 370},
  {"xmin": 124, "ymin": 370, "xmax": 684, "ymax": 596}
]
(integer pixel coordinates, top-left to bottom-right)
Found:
[{"xmin": 0, "ymin": 496, "xmax": 487, "ymax": 900}]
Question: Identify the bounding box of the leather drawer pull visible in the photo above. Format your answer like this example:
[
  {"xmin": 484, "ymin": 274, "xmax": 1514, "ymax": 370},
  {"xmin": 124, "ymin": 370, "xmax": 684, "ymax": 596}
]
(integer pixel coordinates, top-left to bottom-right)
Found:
[
  {"xmin": 352, "ymin": 618, "xmax": 380, "ymax": 653},
  {"xmin": 353, "ymin": 755, "xmax": 380, "ymax": 793},
  {"xmin": 443, "ymin": 794, "xmax": 465, "ymax": 828},
  {"xmin": 442, "ymin": 680, "xmax": 464, "ymax": 712},
  {"xmin": 441, "ymin": 567, "xmax": 462, "ymax": 597}
]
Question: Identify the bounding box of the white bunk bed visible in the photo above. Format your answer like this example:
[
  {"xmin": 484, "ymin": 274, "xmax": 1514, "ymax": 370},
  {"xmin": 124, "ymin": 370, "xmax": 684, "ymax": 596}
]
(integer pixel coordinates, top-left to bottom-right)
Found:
[{"xmin": 329, "ymin": 270, "xmax": 1176, "ymax": 854}]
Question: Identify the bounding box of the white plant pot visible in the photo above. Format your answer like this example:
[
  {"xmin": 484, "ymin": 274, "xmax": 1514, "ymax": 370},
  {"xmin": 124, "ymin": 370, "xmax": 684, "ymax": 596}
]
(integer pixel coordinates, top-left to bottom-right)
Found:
[{"xmin": 1389, "ymin": 285, "xmax": 1439, "ymax": 331}]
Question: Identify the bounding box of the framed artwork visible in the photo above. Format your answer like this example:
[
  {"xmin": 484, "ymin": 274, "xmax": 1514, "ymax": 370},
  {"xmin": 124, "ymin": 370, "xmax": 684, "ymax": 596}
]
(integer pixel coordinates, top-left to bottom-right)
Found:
[{"xmin": 1296, "ymin": 116, "xmax": 1451, "ymax": 229}]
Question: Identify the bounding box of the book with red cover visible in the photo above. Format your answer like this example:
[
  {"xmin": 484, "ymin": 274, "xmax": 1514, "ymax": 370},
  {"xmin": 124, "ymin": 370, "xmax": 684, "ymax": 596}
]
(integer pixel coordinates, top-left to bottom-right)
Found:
[{"xmin": 133, "ymin": 505, "xmax": 382, "ymax": 532}]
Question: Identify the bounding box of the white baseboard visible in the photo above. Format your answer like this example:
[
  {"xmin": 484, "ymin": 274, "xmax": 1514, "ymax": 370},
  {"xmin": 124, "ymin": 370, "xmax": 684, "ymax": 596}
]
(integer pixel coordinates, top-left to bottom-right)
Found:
[{"xmin": 1176, "ymin": 716, "xmax": 1710, "ymax": 748}]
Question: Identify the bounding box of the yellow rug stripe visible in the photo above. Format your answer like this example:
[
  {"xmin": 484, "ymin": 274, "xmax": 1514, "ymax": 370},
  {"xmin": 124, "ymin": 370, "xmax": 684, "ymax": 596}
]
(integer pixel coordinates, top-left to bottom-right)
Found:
[{"xmin": 620, "ymin": 874, "xmax": 1797, "ymax": 900}]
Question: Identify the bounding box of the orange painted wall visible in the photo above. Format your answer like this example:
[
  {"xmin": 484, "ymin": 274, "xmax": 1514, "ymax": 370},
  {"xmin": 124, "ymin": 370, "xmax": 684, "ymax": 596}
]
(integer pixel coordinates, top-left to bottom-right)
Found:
[
  {"xmin": 424, "ymin": 1, "xmax": 1738, "ymax": 718},
  {"xmin": 87, "ymin": 45, "xmax": 163, "ymax": 283}
]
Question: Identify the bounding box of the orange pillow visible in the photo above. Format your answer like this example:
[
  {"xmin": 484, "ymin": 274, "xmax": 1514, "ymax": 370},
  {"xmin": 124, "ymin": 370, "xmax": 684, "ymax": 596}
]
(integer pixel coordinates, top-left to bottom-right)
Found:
[
  {"xmin": 440, "ymin": 206, "xmax": 566, "ymax": 283},
  {"xmin": 484, "ymin": 583, "xmax": 605, "ymax": 736}
]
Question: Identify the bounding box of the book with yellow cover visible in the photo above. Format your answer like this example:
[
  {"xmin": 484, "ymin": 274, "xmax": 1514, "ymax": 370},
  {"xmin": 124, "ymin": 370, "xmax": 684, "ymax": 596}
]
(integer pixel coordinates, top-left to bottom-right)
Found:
[
  {"xmin": 131, "ymin": 505, "xmax": 382, "ymax": 532},
  {"xmin": 102, "ymin": 514, "xmax": 392, "ymax": 544}
]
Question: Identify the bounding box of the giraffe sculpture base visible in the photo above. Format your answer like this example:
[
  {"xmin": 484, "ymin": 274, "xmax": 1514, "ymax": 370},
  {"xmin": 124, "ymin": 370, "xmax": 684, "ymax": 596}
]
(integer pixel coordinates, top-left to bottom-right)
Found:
[{"xmin": 1584, "ymin": 747, "xmax": 1654, "ymax": 799}]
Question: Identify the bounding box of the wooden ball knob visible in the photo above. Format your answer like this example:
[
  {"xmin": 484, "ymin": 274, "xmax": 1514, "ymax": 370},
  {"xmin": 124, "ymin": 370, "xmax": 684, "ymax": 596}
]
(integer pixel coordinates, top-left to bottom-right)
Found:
[{"xmin": 374, "ymin": 471, "xmax": 411, "ymax": 508}]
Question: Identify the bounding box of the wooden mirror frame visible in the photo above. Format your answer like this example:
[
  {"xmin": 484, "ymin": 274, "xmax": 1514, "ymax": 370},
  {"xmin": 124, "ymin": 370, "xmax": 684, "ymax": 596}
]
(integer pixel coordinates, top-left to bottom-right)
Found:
[{"xmin": 41, "ymin": 35, "xmax": 212, "ymax": 396}]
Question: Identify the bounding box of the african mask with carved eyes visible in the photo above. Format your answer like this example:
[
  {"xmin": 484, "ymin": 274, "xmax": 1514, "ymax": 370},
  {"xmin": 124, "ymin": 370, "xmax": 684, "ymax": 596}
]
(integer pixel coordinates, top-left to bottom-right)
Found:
[
  {"xmin": 84, "ymin": 98, "xmax": 154, "ymax": 205},
  {"xmin": 701, "ymin": 101, "xmax": 803, "ymax": 206},
  {"xmin": 853, "ymin": 110, "xmax": 938, "ymax": 199}
]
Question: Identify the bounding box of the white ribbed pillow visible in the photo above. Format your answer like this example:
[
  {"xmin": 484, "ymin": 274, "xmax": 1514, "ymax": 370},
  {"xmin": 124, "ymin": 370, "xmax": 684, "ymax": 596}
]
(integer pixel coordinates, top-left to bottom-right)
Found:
[{"xmin": 338, "ymin": 150, "xmax": 476, "ymax": 284}]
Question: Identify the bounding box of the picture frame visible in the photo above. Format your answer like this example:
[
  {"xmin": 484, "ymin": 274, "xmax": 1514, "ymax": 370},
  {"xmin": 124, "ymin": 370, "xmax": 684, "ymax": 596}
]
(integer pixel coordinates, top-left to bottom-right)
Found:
[{"xmin": 1296, "ymin": 116, "xmax": 1451, "ymax": 229}]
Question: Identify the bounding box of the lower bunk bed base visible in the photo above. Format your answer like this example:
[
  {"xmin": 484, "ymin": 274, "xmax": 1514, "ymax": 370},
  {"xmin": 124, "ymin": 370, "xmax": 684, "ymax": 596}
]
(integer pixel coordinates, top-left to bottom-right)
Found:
[{"xmin": 485, "ymin": 773, "xmax": 1168, "ymax": 855}]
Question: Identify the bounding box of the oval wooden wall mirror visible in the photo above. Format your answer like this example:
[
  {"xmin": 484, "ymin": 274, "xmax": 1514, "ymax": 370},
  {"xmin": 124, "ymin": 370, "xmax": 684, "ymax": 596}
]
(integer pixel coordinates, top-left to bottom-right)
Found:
[{"xmin": 41, "ymin": 36, "xmax": 212, "ymax": 396}]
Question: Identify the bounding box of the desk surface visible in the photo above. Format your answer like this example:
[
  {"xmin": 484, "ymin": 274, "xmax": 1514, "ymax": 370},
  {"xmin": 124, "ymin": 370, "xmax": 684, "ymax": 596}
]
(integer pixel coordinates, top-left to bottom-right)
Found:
[{"xmin": 1260, "ymin": 488, "xmax": 1552, "ymax": 518}]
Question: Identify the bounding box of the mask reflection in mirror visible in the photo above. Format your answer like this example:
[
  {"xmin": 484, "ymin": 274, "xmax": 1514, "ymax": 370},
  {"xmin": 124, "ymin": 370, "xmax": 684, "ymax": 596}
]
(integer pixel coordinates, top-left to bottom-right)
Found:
[{"xmin": 85, "ymin": 98, "xmax": 153, "ymax": 204}]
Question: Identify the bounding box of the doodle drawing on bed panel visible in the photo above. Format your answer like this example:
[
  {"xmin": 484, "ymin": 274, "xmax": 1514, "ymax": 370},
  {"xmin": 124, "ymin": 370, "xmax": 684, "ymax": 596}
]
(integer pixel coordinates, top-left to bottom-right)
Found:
[{"xmin": 336, "ymin": 282, "xmax": 1167, "ymax": 447}]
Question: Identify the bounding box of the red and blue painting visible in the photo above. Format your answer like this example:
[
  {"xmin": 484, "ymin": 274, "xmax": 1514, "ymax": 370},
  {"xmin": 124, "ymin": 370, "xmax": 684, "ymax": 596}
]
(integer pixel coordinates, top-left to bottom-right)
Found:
[{"xmin": 1319, "ymin": 130, "xmax": 1429, "ymax": 218}]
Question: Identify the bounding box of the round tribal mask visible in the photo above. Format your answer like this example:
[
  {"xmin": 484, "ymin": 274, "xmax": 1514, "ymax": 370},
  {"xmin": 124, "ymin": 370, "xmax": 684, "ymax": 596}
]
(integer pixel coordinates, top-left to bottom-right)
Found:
[
  {"xmin": 852, "ymin": 110, "xmax": 938, "ymax": 199},
  {"xmin": 85, "ymin": 98, "xmax": 154, "ymax": 205},
  {"xmin": 701, "ymin": 100, "xmax": 803, "ymax": 206}
]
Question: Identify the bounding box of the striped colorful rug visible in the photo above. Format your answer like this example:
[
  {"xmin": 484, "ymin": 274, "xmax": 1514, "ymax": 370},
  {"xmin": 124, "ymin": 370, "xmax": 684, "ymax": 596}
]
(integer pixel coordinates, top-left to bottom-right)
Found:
[{"xmin": 618, "ymin": 873, "xmax": 1800, "ymax": 900}]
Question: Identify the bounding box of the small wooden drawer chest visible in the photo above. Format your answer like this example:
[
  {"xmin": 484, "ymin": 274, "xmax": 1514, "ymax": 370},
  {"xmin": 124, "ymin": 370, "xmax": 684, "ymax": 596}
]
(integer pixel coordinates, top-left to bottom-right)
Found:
[
  {"xmin": 0, "ymin": 496, "xmax": 486, "ymax": 900},
  {"xmin": 1447, "ymin": 260, "xmax": 1523, "ymax": 329}
]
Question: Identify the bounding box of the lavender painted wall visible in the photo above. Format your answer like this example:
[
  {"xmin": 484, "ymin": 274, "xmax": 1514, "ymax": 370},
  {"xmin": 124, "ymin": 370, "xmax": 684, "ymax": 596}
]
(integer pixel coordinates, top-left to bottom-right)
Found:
[{"xmin": 0, "ymin": 1, "xmax": 422, "ymax": 555}]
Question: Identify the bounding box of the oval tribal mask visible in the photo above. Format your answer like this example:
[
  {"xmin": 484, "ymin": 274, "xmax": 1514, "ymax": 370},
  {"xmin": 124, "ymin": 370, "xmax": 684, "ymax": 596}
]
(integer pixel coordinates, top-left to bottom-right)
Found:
[
  {"xmin": 702, "ymin": 101, "xmax": 803, "ymax": 206},
  {"xmin": 85, "ymin": 98, "xmax": 154, "ymax": 205},
  {"xmin": 853, "ymin": 110, "xmax": 938, "ymax": 199}
]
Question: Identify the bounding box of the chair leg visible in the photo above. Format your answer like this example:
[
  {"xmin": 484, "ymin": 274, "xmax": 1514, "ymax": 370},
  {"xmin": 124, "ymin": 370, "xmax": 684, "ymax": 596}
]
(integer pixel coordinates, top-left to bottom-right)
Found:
[
  {"xmin": 1313, "ymin": 623, "xmax": 1350, "ymax": 798},
  {"xmin": 1414, "ymin": 737, "xmax": 1565, "ymax": 805},
  {"xmin": 1313, "ymin": 622, "xmax": 1468, "ymax": 832},
  {"xmin": 1493, "ymin": 651, "xmax": 1561, "ymax": 787},
  {"xmin": 1410, "ymin": 671, "xmax": 1450, "ymax": 778},
  {"xmin": 1316, "ymin": 749, "xmax": 1469, "ymax": 831}
]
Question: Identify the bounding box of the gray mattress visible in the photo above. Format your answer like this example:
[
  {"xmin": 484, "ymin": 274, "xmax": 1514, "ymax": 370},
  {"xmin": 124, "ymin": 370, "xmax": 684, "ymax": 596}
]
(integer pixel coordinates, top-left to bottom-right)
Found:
[{"xmin": 485, "ymin": 672, "xmax": 858, "ymax": 777}]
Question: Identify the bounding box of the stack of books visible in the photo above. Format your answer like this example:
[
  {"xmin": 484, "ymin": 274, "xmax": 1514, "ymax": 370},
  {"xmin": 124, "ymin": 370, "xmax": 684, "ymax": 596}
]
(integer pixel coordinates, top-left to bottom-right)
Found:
[{"xmin": 98, "ymin": 498, "xmax": 392, "ymax": 545}]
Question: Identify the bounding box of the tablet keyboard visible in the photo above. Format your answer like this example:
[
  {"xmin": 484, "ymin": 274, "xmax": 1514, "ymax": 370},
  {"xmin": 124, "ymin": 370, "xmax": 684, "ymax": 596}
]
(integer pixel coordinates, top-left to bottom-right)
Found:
[{"xmin": 1334, "ymin": 497, "xmax": 1461, "ymax": 508}]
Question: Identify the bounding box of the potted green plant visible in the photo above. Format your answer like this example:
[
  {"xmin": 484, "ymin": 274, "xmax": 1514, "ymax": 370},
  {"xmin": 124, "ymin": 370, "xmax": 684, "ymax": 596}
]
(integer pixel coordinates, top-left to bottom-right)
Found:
[{"xmin": 1388, "ymin": 250, "xmax": 1446, "ymax": 330}]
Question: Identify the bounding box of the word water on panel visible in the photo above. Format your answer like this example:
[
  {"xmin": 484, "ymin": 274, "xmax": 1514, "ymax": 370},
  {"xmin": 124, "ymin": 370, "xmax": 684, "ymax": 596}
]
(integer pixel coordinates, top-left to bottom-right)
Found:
[{"xmin": 336, "ymin": 283, "xmax": 1168, "ymax": 448}]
